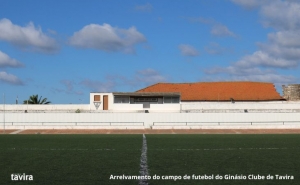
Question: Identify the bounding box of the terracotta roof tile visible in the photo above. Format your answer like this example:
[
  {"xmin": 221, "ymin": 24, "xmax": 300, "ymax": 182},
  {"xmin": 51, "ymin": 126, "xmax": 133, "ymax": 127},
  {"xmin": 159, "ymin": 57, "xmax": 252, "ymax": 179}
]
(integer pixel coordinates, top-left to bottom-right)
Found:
[{"xmin": 137, "ymin": 82, "xmax": 284, "ymax": 101}]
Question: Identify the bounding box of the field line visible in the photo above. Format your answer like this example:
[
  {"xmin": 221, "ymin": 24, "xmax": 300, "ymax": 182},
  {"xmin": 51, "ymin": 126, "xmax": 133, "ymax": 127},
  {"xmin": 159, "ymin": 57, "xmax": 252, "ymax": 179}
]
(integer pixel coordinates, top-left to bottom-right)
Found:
[
  {"xmin": 6, "ymin": 148, "xmax": 115, "ymax": 151},
  {"xmin": 174, "ymin": 147, "xmax": 289, "ymax": 151},
  {"xmin": 139, "ymin": 134, "xmax": 149, "ymax": 185},
  {"xmin": 10, "ymin": 129, "xmax": 25, "ymax": 134}
]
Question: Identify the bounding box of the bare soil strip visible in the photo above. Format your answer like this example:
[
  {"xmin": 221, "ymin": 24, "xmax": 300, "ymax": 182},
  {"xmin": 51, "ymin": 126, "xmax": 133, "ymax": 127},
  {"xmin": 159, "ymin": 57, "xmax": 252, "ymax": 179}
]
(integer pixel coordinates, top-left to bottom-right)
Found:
[
  {"xmin": 10, "ymin": 129, "xmax": 25, "ymax": 134},
  {"xmin": 7, "ymin": 129, "xmax": 300, "ymax": 134},
  {"xmin": 0, "ymin": 130, "xmax": 18, "ymax": 134}
]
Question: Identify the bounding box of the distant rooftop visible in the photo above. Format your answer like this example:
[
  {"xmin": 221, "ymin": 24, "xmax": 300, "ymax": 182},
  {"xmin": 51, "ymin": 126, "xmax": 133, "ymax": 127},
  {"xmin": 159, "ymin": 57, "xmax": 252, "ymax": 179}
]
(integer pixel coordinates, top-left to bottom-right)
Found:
[{"xmin": 137, "ymin": 81, "xmax": 284, "ymax": 101}]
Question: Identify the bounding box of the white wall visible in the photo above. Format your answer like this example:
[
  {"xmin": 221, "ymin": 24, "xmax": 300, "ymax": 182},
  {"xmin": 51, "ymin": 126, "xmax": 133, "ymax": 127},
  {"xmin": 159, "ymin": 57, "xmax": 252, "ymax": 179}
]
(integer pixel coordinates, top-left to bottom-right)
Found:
[
  {"xmin": 1, "ymin": 112, "xmax": 300, "ymax": 129},
  {"xmin": 111, "ymin": 104, "xmax": 143, "ymax": 111},
  {"xmin": 2, "ymin": 100, "xmax": 300, "ymax": 113},
  {"xmin": 0, "ymin": 104, "xmax": 90, "ymax": 112},
  {"xmin": 181, "ymin": 101, "xmax": 300, "ymax": 111},
  {"xmin": 150, "ymin": 104, "xmax": 180, "ymax": 112}
]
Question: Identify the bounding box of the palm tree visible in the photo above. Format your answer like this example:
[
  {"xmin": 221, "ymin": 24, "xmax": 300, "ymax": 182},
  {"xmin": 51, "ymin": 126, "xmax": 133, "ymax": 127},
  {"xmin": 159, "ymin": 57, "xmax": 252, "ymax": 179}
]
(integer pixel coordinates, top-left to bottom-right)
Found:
[{"xmin": 23, "ymin": 94, "xmax": 51, "ymax": 104}]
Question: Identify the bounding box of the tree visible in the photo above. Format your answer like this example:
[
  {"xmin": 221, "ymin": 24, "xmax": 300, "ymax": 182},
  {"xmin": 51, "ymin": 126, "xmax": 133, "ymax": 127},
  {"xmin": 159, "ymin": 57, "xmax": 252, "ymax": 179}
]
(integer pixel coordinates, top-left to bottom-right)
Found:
[{"xmin": 23, "ymin": 94, "xmax": 51, "ymax": 104}]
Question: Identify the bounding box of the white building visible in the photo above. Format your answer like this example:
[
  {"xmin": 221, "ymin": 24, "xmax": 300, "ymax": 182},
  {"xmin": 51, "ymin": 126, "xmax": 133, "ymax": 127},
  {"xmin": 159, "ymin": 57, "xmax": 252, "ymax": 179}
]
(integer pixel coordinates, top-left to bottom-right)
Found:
[{"xmin": 89, "ymin": 92, "xmax": 181, "ymax": 112}]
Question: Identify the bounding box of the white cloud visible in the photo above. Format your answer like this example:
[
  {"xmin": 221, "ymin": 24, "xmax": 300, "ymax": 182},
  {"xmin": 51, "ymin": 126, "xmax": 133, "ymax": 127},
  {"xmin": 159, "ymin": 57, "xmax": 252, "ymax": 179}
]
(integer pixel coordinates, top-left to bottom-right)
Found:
[
  {"xmin": 267, "ymin": 31, "xmax": 300, "ymax": 47},
  {"xmin": 178, "ymin": 44, "xmax": 199, "ymax": 56},
  {"xmin": 236, "ymin": 73, "xmax": 295, "ymax": 84},
  {"xmin": 211, "ymin": 24, "xmax": 236, "ymax": 37},
  {"xmin": 201, "ymin": 0, "xmax": 300, "ymax": 87},
  {"xmin": 259, "ymin": 43, "xmax": 300, "ymax": 61},
  {"xmin": 0, "ymin": 18, "xmax": 59, "ymax": 53},
  {"xmin": 246, "ymin": 28, "xmax": 300, "ymax": 69},
  {"xmin": 0, "ymin": 71, "xmax": 23, "ymax": 85},
  {"xmin": 232, "ymin": 1, "xmax": 300, "ymax": 69},
  {"xmin": 205, "ymin": 66, "xmax": 268, "ymax": 76},
  {"xmin": 232, "ymin": 0, "xmax": 300, "ymax": 31},
  {"xmin": 205, "ymin": 66, "xmax": 295, "ymax": 85},
  {"xmin": 261, "ymin": 1, "xmax": 300, "ymax": 30},
  {"xmin": 135, "ymin": 3, "xmax": 153, "ymax": 12},
  {"xmin": 235, "ymin": 51, "xmax": 297, "ymax": 68},
  {"xmin": 69, "ymin": 23, "xmax": 146, "ymax": 53},
  {"xmin": 0, "ymin": 51, "xmax": 24, "ymax": 68}
]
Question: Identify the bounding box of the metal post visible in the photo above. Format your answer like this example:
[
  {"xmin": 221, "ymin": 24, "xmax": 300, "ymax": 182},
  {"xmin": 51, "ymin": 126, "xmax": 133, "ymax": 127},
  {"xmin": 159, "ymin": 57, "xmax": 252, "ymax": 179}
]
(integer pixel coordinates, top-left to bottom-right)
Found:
[{"xmin": 3, "ymin": 93, "xmax": 5, "ymax": 134}]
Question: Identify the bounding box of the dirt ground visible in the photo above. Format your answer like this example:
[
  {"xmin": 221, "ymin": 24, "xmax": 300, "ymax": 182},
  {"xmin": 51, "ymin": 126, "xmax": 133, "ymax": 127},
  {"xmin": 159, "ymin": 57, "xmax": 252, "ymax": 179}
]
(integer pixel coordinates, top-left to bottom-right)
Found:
[{"xmin": 2, "ymin": 129, "xmax": 300, "ymax": 134}]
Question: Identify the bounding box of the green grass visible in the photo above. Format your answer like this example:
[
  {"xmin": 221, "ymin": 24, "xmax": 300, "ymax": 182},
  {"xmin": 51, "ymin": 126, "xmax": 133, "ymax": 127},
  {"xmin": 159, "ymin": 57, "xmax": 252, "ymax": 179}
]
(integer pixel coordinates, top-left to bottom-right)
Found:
[
  {"xmin": 147, "ymin": 134, "xmax": 300, "ymax": 185},
  {"xmin": 0, "ymin": 134, "xmax": 300, "ymax": 185},
  {"xmin": 0, "ymin": 135, "xmax": 142, "ymax": 185}
]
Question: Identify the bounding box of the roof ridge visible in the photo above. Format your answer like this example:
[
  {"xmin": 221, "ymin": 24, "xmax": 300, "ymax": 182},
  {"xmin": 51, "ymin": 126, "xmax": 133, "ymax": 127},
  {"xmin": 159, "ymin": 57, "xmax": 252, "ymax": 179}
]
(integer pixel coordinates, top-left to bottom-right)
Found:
[
  {"xmin": 135, "ymin": 82, "xmax": 163, "ymax": 92},
  {"xmin": 194, "ymin": 81, "xmax": 272, "ymax": 84}
]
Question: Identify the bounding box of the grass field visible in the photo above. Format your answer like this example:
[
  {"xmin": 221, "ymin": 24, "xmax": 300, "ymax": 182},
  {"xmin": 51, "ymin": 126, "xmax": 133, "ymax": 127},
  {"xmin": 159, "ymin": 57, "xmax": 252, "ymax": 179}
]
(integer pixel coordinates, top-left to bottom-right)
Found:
[{"xmin": 0, "ymin": 134, "xmax": 299, "ymax": 185}]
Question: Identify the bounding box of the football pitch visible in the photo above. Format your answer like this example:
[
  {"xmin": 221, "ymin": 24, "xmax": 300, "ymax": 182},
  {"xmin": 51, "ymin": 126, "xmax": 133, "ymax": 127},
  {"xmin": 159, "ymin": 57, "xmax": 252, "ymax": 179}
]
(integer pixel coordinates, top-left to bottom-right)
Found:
[{"xmin": 0, "ymin": 134, "xmax": 299, "ymax": 185}]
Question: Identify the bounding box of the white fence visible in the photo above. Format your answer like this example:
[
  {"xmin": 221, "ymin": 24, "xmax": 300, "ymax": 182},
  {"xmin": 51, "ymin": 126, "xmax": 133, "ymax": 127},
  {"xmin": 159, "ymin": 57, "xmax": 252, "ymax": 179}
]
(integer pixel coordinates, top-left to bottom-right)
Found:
[
  {"xmin": 181, "ymin": 102, "xmax": 300, "ymax": 112},
  {"xmin": 1, "ymin": 102, "xmax": 300, "ymax": 113},
  {"xmin": 0, "ymin": 104, "xmax": 91, "ymax": 112},
  {"xmin": 1, "ymin": 112, "xmax": 300, "ymax": 129}
]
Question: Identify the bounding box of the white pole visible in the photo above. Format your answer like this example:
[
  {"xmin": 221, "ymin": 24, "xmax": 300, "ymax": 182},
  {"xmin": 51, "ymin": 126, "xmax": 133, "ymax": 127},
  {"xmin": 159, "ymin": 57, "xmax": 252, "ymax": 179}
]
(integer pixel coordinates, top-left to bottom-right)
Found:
[{"xmin": 3, "ymin": 93, "xmax": 5, "ymax": 134}]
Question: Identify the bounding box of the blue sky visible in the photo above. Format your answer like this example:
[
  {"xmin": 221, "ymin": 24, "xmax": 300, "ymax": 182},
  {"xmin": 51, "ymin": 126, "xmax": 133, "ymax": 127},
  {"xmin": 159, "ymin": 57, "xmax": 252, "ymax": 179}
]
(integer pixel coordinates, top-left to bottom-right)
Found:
[{"xmin": 1, "ymin": 0, "xmax": 300, "ymax": 104}]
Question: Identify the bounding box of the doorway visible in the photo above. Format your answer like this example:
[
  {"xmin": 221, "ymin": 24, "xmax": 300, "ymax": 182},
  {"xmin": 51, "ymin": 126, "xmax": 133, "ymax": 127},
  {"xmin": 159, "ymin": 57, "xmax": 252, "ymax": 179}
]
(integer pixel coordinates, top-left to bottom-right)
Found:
[{"xmin": 103, "ymin": 95, "xmax": 108, "ymax": 110}]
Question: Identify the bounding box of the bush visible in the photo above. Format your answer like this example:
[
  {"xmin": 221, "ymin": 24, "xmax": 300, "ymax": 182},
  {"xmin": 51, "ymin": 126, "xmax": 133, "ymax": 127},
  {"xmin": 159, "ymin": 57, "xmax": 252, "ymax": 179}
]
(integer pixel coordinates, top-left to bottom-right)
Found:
[{"xmin": 75, "ymin": 109, "xmax": 81, "ymax": 113}]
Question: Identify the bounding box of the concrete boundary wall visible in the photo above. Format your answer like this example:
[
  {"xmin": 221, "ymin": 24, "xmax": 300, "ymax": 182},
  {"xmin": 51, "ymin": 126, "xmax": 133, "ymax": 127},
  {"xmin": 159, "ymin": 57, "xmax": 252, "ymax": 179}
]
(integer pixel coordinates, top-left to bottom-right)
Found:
[
  {"xmin": 1, "ymin": 112, "xmax": 300, "ymax": 129},
  {"xmin": 0, "ymin": 104, "xmax": 91, "ymax": 113},
  {"xmin": 181, "ymin": 102, "xmax": 300, "ymax": 111},
  {"xmin": 1, "ymin": 101, "xmax": 300, "ymax": 113}
]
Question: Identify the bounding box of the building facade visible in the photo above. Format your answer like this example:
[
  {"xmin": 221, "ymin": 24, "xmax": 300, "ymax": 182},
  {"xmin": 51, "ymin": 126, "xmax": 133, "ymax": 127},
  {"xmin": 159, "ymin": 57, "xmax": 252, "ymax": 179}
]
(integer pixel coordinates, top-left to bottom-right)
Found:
[{"xmin": 90, "ymin": 92, "xmax": 181, "ymax": 112}]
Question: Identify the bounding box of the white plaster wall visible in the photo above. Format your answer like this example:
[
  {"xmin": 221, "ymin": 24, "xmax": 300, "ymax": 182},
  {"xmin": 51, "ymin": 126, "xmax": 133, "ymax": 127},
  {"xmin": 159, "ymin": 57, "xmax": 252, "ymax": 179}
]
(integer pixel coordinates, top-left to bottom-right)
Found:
[
  {"xmin": 111, "ymin": 104, "xmax": 143, "ymax": 110},
  {"xmin": 110, "ymin": 104, "xmax": 180, "ymax": 112},
  {"xmin": 1, "ymin": 112, "xmax": 300, "ymax": 129},
  {"xmin": 150, "ymin": 104, "xmax": 180, "ymax": 112},
  {"xmin": 181, "ymin": 101, "xmax": 300, "ymax": 110},
  {"xmin": 0, "ymin": 104, "xmax": 90, "ymax": 112},
  {"xmin": 1, "ymin": 101, "xmax": 300, "ymax": 113}
]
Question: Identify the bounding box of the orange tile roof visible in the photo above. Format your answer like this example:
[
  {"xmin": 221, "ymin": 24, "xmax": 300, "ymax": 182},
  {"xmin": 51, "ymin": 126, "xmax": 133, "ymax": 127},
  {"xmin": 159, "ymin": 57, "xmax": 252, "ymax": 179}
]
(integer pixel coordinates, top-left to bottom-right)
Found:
[{"xmin": 137, "ymin": 82, "xmax": 284, "ymax": 101}]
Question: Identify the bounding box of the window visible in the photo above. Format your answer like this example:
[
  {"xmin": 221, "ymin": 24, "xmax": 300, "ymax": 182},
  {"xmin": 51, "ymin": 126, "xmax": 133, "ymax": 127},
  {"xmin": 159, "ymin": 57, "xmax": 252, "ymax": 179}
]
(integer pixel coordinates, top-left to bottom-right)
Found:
[
  {"xmin": 134, "ymin": 97, "xmax": 158, "ymax": 102},
  {"xmin": 164, "ymin": 96, "xmax": 180, "ymax": 103},
  {"xmin": 114, "ymin": 96, "xmax": 130, "ymax": 103},
  {"xmin": 94, "ymin": 95, "xmax": 101, "ymax": 101}
]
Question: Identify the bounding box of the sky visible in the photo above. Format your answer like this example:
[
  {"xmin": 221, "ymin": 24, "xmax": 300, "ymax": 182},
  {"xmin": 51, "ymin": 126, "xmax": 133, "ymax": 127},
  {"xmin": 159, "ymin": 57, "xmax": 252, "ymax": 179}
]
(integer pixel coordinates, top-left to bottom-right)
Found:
[{"xmin": 0, "ymin": 0, "xmax": 300, "ymax": 104}]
